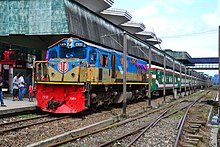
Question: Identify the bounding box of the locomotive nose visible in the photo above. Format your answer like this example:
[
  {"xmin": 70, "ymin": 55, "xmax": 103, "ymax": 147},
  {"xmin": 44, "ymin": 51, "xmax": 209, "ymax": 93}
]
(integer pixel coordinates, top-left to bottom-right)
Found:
[
  {"xmin": 47, "ymin": 60, "xmax": 80, "ymax": 82},
  {"xmin": 62, "ymin": 61, "xmax": 80, "ymax": 82}
]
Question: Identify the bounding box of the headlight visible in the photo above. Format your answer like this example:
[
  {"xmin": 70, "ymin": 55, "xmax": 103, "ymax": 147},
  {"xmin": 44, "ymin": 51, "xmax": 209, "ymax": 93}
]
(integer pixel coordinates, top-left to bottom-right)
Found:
[
  {"xmin": 51, "ymin": 73, "xmax": 55, "ymax": 77},
  {"xmin": 71, "ymin": 73, "xmax": 75, "ymax": 78}
]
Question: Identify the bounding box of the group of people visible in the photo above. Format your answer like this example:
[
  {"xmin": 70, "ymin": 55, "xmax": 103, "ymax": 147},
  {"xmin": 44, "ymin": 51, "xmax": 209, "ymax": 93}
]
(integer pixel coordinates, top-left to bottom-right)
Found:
[
  {"xmin": 12, "ymin": 73, "xmax": 34, "ymax": 102},
  {"xmin": 0, "ymin": 72, "xmax": 35, "ymax": 107}
]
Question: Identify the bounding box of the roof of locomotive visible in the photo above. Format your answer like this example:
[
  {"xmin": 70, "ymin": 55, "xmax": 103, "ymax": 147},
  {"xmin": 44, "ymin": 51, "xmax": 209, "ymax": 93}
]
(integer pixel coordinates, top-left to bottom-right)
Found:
[{"xmin": 47, "ymin": 37, "xmax": 147, "ymax": 63}]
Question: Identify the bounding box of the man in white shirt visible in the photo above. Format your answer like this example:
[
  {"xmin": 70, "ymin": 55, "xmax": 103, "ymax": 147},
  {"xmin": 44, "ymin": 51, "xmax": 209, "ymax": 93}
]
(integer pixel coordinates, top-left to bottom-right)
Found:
[
  {"xmin": 18, "ymin": 73, "xmax": 25, "ymax": 101},
  {"xmin": 12, "ymin": 73, "xmax": 20, "ymax": 101}
]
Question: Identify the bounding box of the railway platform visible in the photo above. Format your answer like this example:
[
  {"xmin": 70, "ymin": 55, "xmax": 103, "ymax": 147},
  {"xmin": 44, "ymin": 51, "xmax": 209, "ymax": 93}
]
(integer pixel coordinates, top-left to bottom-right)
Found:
[{"xmin": 0, "ymin": 94, "xmax": 37, "ymax": 115}]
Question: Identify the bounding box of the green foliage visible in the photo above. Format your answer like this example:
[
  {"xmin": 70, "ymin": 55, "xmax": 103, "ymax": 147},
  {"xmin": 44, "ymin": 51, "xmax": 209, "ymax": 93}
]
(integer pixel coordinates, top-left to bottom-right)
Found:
[
  {"xmin": 171, "ymin": 111, "xmax": 184, "ymax": 118},
  {"xmin": 111, "ymin": 124, "xmax": 118, "ymax": 129},
  {"xmin": 17, "ymin": 114, "xmax": 36, "ymax": 119}
]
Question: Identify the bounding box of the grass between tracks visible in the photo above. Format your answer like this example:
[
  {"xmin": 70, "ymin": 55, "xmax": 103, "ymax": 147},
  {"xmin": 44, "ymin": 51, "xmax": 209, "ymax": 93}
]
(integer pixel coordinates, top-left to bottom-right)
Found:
[{"xmin": 17, "ymin": 114, "xmax": 37, "ymax": 119}]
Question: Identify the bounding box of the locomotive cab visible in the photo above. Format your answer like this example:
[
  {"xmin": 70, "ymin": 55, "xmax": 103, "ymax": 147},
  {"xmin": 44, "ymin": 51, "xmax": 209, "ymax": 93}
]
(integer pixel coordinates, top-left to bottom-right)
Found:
[{"xmin": 44, "ymin": 38, "xmax": 92, "ymax": 83}]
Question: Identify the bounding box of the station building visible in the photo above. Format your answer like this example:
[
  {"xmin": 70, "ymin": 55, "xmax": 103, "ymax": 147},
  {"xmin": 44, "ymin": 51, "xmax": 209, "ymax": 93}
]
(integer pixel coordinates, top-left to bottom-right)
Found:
[
  {"xmin": 0, "ymin": 42, "xmax": 41, "ymax": 93},
  {"xmin": 1, "ymin": 0, "xmax": 196, "ymax": 94}
]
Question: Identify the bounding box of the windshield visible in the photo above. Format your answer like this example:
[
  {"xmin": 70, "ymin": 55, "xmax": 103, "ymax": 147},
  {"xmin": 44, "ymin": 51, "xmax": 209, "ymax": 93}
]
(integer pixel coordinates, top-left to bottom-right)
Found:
[{"xmin": 59, "ymin": 47, "xmax": 87, "ymax": 59}]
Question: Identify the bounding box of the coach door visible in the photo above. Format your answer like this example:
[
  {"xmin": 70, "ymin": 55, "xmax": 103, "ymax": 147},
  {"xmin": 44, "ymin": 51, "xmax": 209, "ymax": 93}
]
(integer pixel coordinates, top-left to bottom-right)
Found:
[
  {"xmin": 99, "ymin": 52, "xmax": 110, "ymax": 82},
  {"xmin": 111, "ymin": 55, "xmax": 116, "ymax": 78}
]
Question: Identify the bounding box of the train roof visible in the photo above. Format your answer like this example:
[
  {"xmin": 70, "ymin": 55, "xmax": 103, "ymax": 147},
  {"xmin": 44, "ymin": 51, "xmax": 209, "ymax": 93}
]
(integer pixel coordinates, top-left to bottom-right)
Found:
[{"xmin": 48, "ymin": 37, "xmax": 147, "ymax": 62}]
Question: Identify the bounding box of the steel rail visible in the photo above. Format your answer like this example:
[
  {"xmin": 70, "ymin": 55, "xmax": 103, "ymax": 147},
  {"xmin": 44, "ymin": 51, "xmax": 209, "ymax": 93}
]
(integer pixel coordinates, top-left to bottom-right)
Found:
[
  {"xmin": 48, "ymin": 100, "xmax": 179, "ymax": 147},
  {"xmin": 174, "ymin": 91, "xmax": 210, "ymax": 147},
  {"xmin": 104, "ymin": 91, "xmax": 209, "ymax": 146},
  {"xmin": 47, "ymin": 91, "xmax": 207, "ymax": 147},
  {"xmin": 48, "ymin": 108, "xmax": 171, "ymax": 147},
  {"xmin": 99, "ymin": 109, "xmax": 170, "ymax": 147},
  {"xmin": 0, "ymin": 116, "xmax": 71, "ymax": 134},
  {"xmin": 0, "ymin": 114, "xmax": 50, "ymax": 126},
  {"xmin": 0, "ymin": 109, "xmax": 38, "ymax": 119},
  {"xmin": 101, "ymin": 101, "xmax": 194, "ymax": 147},
  {"xmin": 126, "ymin": 97, "xmax": 202, "ymax": 146}
]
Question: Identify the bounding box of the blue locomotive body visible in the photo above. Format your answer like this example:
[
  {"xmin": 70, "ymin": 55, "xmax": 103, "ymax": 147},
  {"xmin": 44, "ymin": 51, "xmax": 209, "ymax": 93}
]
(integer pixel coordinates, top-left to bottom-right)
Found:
[
  {"xmin": 33, "ymin": 37, "xmax": 210, "ymax": 113},
  {"xmin": 34, "ymin": 38, "xmax": 149, "ymax": 113}
]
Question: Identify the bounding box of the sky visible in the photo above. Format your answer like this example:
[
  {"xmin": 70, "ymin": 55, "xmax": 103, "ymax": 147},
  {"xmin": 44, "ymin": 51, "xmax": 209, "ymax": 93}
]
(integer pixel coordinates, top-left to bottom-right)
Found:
[{"xmin": 113, "ymin": 0, "xmax": 219, "ymax": 76}]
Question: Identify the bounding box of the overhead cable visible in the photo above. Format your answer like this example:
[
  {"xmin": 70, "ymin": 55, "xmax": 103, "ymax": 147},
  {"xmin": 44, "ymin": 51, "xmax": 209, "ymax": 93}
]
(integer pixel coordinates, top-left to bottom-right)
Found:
[{"xmin": 161, "ymin": 29, "xmax": 217, "ymax": 38}]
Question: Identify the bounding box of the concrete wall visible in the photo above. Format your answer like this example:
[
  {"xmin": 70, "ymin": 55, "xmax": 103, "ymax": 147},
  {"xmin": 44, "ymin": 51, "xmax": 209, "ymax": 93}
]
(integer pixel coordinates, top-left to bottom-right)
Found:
[{"xmin": 0, "ymin": 0, "xmax": 68, "ymax": 35}]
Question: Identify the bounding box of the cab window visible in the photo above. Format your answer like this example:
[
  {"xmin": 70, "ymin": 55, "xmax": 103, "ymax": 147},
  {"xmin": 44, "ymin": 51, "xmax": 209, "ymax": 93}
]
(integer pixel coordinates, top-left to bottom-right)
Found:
[
  {"xmin": 89, "ymin": 50, "xmax": 97, "ymax": 64},
  {"xmin": 100, "ymin": 55, "xmax": 108, "ymax": 67},
  {"xmin": 49, "ymin": 50, "xmax": 57, "ymax": 59},
  {"xmin": 60, "ymin": 48, "xmax": 86, "ymax": 59}
]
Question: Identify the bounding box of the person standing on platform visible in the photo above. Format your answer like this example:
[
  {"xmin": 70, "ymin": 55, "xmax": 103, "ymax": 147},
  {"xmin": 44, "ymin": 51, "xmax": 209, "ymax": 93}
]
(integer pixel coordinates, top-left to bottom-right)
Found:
[
  {"xmin": 25, "ymin": 74, "xmax": 32, "ymax": 96},
  {"xmin": 28, "ymin": 84, "xmax": 34, "ymax": 102},
  {"xmin": 0, "ymin": 72, "xmax": 6, "ymax": 107},
  {"xmin": 12, "ymin": 73, "xmax": 20, "ymax": 101},
  {"xmin": 18, "ymin": 73, "xmax": 25, "ymax": 101}
]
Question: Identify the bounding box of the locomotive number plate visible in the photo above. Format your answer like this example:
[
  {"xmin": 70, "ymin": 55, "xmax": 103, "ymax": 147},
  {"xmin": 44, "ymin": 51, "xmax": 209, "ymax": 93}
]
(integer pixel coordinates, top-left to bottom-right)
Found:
[{"xmin": 70, "ymin": 97, "xmax": 77, "ymax": 100}]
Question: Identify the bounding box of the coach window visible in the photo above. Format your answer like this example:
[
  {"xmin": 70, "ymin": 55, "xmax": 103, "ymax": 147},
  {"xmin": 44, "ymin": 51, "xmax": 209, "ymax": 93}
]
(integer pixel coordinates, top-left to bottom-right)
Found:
[
  {"xmin": 49, "ymin": 50, "xmax": 57, "ymax": 59},
  {"xmin": 100, "ymin": 55, "xmax": 108, "ymax": 67},
  {"xmin": 170, "ymin": 76, "xmax": 172, "ymax": 83},
  {"xmin": 89, "ymin": 50, "xmax": 97, "ymax": 64}
]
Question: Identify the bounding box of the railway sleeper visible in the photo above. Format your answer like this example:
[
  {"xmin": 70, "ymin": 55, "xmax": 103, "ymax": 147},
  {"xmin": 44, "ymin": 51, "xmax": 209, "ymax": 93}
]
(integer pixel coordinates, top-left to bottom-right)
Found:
[
  {"xmin": 184, "ymin": 140, "xmax": 198, "ymax": 145},
  {"xmin": 189, "ymin": 124, "xmax": 202, "ymax": 128},
  {"xmin": 185, "ymin": 133, "xmax": 203, "ymax": 139},
  {"xmin": 181, "ymin": 144, "xmax": 194, "ymax": 147},
  {"xmin": 184, "ymin": 128, "xmax": 196, "ymax": 134},
  {"xmin": 189, "ymin": 121, "xmax": 206, "ymax": 125},
  {"xmin": 188, "ymin": 127, "xmax": 199, "ymax": 132},
  {"xmin": 184, "ymin": 137, "xmax": 200, "ymax": 142}
]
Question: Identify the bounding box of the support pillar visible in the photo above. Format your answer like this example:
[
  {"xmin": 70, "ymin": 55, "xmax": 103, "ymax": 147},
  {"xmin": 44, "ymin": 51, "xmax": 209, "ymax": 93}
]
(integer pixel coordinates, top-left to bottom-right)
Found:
[{"xmin": 174, "ymin": 89, "xmax": 177, "ymax": 99}]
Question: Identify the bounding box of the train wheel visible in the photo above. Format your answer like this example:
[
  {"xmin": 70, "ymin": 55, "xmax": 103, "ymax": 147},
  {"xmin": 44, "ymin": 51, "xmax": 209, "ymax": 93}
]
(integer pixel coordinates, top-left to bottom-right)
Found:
[
  {"xmin": 91, "ymin": 102, "xmax": 98, "ymax": 112},
  {"xmin": 103, "ymin": 102, "xmax": 109, "ymax": 109}
]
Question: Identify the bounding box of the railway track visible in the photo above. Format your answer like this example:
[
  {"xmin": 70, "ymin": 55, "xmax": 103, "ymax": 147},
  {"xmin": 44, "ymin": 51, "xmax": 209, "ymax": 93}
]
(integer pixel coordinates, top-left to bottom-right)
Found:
[
  {"xmin": 46, "ymin": 90, "xmax": 211, "ymax": 147},
  {"xmin": 0, "ymin": 115, "xmax": 71, "ymax": 135},
  {"xmin": 0, "ymin": 102, "xmax": 145, "ymax": 147},
  {"xmin": 174, "ymin": 91, "xmax": 211, "ymax": 147},
  {"xmin": 0, "ymin": 109, "xmax": 41, "ymax": 119},
  {"xmin": 0, "ymin": 109, "xmax": 116, "ymax": 136},
  {"xmin": 0, "ymin": 90, "xmax": 212, "ymax": 147},
  {"xmin": 0, "ymin": 114, "xmax": 49, "ymax": 125}
]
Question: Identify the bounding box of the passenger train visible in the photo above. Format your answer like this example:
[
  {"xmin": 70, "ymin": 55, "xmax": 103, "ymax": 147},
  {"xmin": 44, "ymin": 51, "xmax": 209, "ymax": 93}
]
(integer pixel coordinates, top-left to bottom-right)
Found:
[{"xmin": 33, "ymin": 38, "xmax": 211, "ymax": 113}]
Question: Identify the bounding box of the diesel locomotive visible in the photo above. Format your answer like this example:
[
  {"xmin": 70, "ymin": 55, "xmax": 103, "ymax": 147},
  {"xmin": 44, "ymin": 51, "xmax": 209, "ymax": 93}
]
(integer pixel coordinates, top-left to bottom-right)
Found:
[
  {"xmin": 33, "ymin": 37, "xmax": 210, "ymax": 113},
  {"xmin": 33, "ymin": 38, "xmax": 149, "ymax": 113}
]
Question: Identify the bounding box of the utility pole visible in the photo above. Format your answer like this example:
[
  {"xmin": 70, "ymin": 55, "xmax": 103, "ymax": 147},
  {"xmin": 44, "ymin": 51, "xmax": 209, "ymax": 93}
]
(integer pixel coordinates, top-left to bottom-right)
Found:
[
  {"xmin": 101, "ymin": 32, "xmax": 127, "ymax": 114},
  {"xmin": 180, "ymin": 64, "xmax": 182, "ymax": 97},
  {"xmin": 185, "ymin": 66, "xmax": 186, "ymax": 96},
  {"xmin": 218, "ymin": 26, "xmax": 220, "ymax": 111},
  {"xmin": 122, "ymin": 32, "xmax": 127, "ymax": 115},
  {"xmin": 163, "ymin": 54, "xmax": 166, "ymax": 102},
  {"xmin": 148, "ymin": 47, "xmax": 152, "ymax": 107},
  {"xmin": 173, "ymin": 59, "xmax": 175, "ymax": 99}
]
